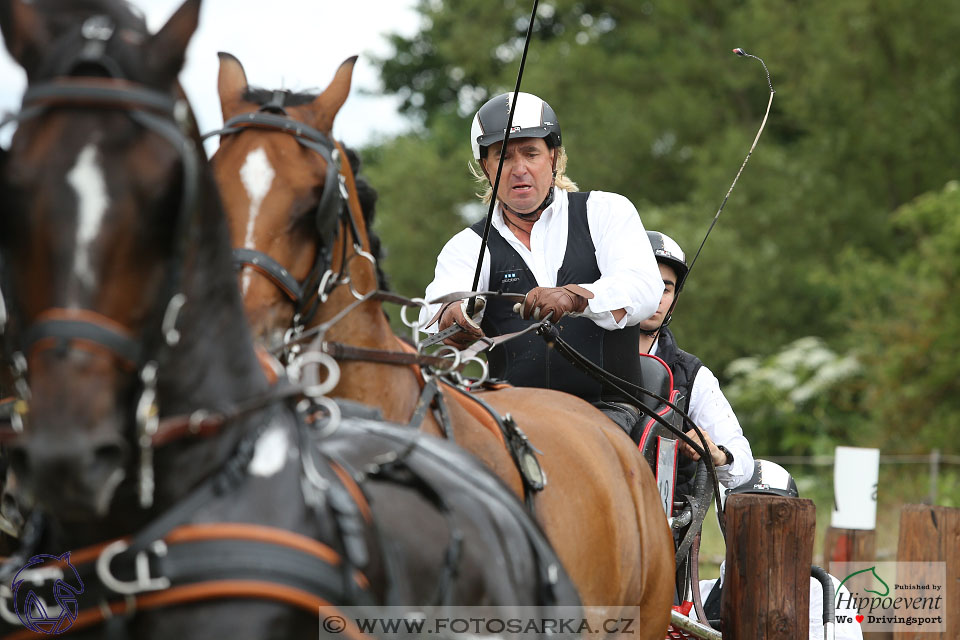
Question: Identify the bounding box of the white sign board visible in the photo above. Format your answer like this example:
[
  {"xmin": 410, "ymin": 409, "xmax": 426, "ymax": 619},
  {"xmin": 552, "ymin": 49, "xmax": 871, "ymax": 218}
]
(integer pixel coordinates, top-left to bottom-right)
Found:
[
  {"xmin": 656, "ymin": 437, "xmax": 678, "ymax": 518},
  {"xmin": 831, "ymin": 446, "xmax": 879, "ymax": 530}
]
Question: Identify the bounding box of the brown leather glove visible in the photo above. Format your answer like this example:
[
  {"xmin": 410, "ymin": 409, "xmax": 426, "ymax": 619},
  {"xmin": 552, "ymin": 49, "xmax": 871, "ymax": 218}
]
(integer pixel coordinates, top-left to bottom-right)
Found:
[
  {"xmin": 518, "ymin": 284, "xmax": 593, "ymax": 321},
  {"xmin": 437, "ymin": 299, "xmax": 485, "ymax": 348}
]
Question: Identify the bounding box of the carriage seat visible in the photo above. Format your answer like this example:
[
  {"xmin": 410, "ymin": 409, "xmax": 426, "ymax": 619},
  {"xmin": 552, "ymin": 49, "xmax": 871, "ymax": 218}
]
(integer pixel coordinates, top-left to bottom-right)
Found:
[{"xmin": 637, "ymin": 352, "xmax": 674, "ymax": 414}]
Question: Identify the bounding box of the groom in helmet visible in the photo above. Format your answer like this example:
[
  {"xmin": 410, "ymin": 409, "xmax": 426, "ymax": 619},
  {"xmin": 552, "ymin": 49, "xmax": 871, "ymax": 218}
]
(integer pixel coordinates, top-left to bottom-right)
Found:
[
  {"xmin": 421, "ymin": 92, "xmax": 663, "ymax": 432},
  {"xmin": 638, "ymin": 230, "xmax": 754, "ymax": 491}
]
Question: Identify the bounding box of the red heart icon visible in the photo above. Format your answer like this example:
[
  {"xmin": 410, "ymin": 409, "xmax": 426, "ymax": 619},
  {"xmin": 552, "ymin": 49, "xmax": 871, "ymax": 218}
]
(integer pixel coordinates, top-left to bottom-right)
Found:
[{"xmin": 855, "ymin": 615, "xmax": 864, "ymax": 623}]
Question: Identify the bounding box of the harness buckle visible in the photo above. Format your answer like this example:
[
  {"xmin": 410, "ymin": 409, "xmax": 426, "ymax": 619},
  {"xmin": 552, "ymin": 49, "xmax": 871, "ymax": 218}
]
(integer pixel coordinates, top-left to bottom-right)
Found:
[
  {"xmin": 12, "ymin": 351, "xmax": 31, "ymax": 403},
  {"xmin": 136, "ymin": 362, "xmax": 160, "ymax": 509},
  {"xmin": 161, "ymin": 293, "xmax": 187, "ymax": 347},
  {"xmin": 96, "ymin": 539, "xmax": 171, "ymax": 596},
  {"xmin": 0, "ymin": 565, "xmax": 67, "ymax": 626},
  {"xmin": 317, "ymin": 270, "xmax": 337, "ymax": 303}
]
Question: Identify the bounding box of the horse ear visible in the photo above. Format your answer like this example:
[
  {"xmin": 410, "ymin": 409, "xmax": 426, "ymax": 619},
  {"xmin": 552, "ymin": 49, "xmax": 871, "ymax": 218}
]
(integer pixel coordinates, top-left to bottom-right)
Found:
[
  {"xmin": 0, "ymin": 0, "xmax": 52, "ymax": 77},
  {"xmin": 144, "ymin": 0, "xmax": 201, "ymax": 83},
  {"xmin": 310, "ymin": 56, "xmax": 357, "ymax": 134},
  {"xmin": 217, "ymin": 51, "xmax": 250, "ymax": 121}
]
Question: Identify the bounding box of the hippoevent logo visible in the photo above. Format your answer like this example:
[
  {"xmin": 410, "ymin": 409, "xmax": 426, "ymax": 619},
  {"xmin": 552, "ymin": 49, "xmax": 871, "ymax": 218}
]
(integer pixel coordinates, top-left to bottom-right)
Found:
[
  {"xmin": 8, "ymin": 553, "xmax": 85, "ymax": 634},
  {"xmin": 832, "ymin": 561, "xmax": 945, "ymax": 633}
]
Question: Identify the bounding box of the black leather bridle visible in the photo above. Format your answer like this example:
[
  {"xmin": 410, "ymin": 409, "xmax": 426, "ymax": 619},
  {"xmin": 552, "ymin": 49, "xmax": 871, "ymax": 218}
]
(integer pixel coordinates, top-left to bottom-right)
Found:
[
  {"xmin": 203, "ymin": 98, "xmax": 368, "ymax": 340},
  {"xmin": 0, "ymin": 16, "xmax": 206, "ymax": 508},
  {"xmin": 1, "ymin": 78, "xmax": 200, "ymax": 367}
]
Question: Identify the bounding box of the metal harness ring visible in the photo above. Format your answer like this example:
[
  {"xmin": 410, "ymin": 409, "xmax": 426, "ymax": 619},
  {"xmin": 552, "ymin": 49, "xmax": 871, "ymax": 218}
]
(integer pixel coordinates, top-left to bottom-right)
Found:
[{"xmin": 298, "ymin": 350, "xmax": 341, "ymax": 399}]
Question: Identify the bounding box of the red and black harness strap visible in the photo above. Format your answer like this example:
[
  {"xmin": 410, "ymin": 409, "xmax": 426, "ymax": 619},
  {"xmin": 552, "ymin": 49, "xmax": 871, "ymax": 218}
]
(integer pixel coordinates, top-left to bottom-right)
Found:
[{"xmin": 1, "ymin": 523, "xmax": 376, "ymax": 640}]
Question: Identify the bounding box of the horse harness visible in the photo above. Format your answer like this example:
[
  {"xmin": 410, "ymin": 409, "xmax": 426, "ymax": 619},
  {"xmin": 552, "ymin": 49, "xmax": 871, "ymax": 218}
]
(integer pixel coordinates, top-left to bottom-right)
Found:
[
  {"xmin": 202, "ymin": 94, "xmax": 372, "ymax": 342},
  {"xmin": 0, "ymin": 17, "xmax": 229, "ymax": 512},
  {"xmin": 0, "ymin": 20, "xmax": 377, "ymax": 635},
  {"xmin": 0, "ymin": 393, "xmax": 389, "ymax": 635}
]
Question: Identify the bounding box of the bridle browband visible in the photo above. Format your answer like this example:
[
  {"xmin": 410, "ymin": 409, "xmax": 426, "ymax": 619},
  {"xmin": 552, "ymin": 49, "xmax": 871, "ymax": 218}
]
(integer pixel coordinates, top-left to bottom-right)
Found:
[{"xmin": 203, "ymin": 105, "xmax": 368, "ymax": 341}]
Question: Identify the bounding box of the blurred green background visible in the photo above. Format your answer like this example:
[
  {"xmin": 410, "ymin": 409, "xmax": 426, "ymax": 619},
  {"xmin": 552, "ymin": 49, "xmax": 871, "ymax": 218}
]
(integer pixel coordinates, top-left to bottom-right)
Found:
[{"xmin": 354, "ymin": 0, "xmax": 960, "ymax": 563}]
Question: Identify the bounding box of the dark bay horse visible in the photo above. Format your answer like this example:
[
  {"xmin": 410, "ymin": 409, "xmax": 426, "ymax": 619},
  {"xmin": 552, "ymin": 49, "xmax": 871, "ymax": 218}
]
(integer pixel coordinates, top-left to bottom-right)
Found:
[
  {"xmin": 0, "ymin": 0, "xmax": 578, "ymax": 636},
  {"xmin": 211, "ymin": 52, "xmax": 675, "ymax": 631}
]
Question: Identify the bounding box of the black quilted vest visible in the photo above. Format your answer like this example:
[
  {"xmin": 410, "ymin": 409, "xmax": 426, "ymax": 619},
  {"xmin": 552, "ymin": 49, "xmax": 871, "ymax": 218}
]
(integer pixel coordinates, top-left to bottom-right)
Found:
[{"xmin": 470, "ymin": 192, "xmax": 641, "ymax": 404}]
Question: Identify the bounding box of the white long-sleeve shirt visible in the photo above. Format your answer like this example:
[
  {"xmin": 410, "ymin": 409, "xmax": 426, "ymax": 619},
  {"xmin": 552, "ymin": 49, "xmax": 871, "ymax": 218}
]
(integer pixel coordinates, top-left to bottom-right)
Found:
[
  {"xmin": 696, "ymin": 563, "xmax": 864, "ymax": 640},
  {"xmin": 420, "ymin": 188, "xmax": 663, "ymax": 332},
  {"xmin": 651, "ymin": 339, "xmax": 754, "ymax": 489}
]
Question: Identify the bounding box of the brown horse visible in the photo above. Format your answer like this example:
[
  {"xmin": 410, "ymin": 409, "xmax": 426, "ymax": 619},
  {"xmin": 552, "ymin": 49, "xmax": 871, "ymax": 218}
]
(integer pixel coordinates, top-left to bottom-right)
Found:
[
  {"xmin": 0, "ymin": 0, "xmax": 582, "ymax": 636},
  {"xmin": 211, "ymin": 53, "xmax": 674, "ymax": 630}
]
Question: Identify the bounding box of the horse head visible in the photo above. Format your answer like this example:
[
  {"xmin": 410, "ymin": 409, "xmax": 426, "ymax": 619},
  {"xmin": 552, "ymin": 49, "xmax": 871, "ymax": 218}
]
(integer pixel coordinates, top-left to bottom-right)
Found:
[
  {"xmin": 0, "ymin": 0, "xmax": 266, "ymax": 526},
  {"xmin": 212, "ymin": 53, "xmax": 387, "ymax": 353}
]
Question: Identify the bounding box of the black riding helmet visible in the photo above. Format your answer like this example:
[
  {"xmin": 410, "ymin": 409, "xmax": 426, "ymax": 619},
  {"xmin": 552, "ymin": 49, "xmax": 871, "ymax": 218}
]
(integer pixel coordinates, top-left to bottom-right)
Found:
[
  {"xmin": 470, "ymin": 91, "xmax": 561, "ymax": 160},
  {"xmin": 647, "ymin": 231, "xmax": 688, "ymax": 290}
]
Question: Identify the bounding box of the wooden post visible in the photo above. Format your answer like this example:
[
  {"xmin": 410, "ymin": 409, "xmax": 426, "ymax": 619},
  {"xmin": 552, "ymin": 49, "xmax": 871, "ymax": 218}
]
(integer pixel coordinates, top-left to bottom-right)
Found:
[
  {"xmin": 823, "ymin": 526, "xmax": 876, "ymax": 574},
  {"xmin": 722, "ymin": 494, "xmax": 816, "ymax": 639},
  {"xmin": 894, "ymin": 505, "xmax": 959, "ymax": 640}
]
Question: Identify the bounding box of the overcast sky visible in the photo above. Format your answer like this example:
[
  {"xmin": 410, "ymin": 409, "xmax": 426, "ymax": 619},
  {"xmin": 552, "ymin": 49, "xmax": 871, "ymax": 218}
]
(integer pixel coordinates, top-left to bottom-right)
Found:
[{"xmin": 0, "ymin": 0, "xmax": 421, "ymax": 152}]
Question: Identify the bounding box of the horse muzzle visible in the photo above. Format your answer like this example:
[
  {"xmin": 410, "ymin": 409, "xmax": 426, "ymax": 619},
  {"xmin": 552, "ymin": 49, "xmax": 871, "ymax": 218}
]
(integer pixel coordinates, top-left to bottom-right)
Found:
[{"xmin": 8, "ymin": 427, "xmax": 129, "ymax": 520}]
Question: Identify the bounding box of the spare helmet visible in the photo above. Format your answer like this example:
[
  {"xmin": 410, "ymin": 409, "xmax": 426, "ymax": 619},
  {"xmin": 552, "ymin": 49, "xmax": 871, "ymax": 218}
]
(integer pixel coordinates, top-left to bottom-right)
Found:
[
  {"xmin": 647, "ymin": 231, "xmax": 689, "ymax": 288},
  {"xmin": 471, "ymin": 92, "xmax": 561, "ymax": 161},
  {"xmin": 726, "ymin": 459, "xmax": 800, "ymax": 499}
]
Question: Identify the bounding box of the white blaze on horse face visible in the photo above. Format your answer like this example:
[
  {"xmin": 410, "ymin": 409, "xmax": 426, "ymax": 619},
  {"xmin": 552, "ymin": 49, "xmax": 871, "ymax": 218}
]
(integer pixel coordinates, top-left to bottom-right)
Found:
[
  {"xmin": 248, "ymin": 423, "xmax": 289, "ymax": 477},
  {"xmin": 67, "ymin": 144, "xmax": 110, "ymax": 291},
  {"xmin": 239, "ymin": 146, "xmax": 276, "ymax": 295}
]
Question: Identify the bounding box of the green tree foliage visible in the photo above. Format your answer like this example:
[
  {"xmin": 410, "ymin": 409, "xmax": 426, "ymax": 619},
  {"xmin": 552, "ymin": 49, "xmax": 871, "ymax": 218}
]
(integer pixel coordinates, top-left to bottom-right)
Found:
[
  {"xmin": 724, "ymin": 337, "xmax": 867, "ymax": 456},
  {"xmin": 362, "ymin": 0, "xmax": 960, "ymax": 374},
  {"xmin": 358, "ymin": 0, "xmax": 960, "ymax": 460},
  {"xmin": 834, "ymin": 182, "xmax": 960, "ymax": 453}
]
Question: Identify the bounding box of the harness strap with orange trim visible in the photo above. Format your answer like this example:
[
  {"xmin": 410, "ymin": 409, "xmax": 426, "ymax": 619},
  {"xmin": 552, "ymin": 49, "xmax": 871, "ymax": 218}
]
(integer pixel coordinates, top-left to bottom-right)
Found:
[
  {"xmin": 0, "ymin": 403, "xmax": 380, "ymax": 637},
  {"xmin": 0, "ymin": 523, "xmax": 377, "ymax": 640}
]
